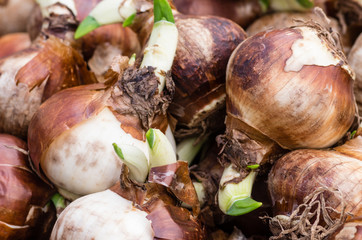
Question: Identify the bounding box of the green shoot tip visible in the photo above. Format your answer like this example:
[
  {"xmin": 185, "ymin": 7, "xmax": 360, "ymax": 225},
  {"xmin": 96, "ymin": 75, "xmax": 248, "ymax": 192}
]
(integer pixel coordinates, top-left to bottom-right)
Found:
[
  {"xmin": 74, "ymin": 16, "xmax": 100, "ymax": 39},
  {"xmin": 112, "ymin": 143, "xmax": 124, "ymax": 160},
  {"xmin": 123, "ymin": 13, "xmax": 136, "ymax": 27},
  {"xmin": 226, "ymin": 197, "xmax": 262, "ymax": 216},
  {"xmin": 153, "ymin": 0, "xmax": 175, "ymax": 23},
  {"xmin": 350, "ymin": 130, "xmax": 357, "ymax": 139},
  {"xmin": 247, "ymin": 164, "xmax": 260, "ymax": 170},
  {"xmin": 297, "ymin": 0, "xmax": 314, "ymax": 8},
  {"xmin": 146, "ymin": 128, "xmax": 155, "ymax": 149},
  {"xmin": 51, "ymin": 193, "xmax": 66, "ymax": 209}
]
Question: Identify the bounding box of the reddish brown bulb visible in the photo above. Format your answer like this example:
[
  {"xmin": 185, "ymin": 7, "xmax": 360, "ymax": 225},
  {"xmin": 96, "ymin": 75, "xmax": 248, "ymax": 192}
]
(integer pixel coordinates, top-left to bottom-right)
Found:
[{"xmin": 0, "ymin": 134, "xmax": 56, "ymax": 240}]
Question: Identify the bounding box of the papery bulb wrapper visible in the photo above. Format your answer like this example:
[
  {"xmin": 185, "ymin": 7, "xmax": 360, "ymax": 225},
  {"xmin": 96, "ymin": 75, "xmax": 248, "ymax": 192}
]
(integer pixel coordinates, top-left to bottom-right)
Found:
[
  {"xmin": 0, "ymin": 134, "xmax": 56, "ymax": 240},
  {"xmin": 169, "ymin": 14, "xmax": 247, "ymax": 139},
  {"xmin": 28, "ymin": 64, "xmax": 173, "ymax": 197},
  {"xmin": 226, "ymin": 25, "xmax": 355, "ymax": 151},
  {"xmin": 0, "ymin": 36, "xmax": 96, "ymax": 139}
]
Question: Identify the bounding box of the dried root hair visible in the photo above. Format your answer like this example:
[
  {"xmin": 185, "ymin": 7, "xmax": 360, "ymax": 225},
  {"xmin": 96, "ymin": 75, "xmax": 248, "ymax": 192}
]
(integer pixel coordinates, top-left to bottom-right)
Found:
[{"xmin": 262, "ymin": 187, "xmax": 351, "ymax": 240}]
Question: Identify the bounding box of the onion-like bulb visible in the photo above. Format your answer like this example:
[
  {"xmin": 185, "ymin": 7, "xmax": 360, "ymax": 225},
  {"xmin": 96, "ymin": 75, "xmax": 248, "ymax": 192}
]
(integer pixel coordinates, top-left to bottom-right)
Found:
[
  {"xmin": 81, "ymin": 24, "xmax": 141, "ymax": 82},
  {"xmin": 169, "ymin": 14, "xmax": 247, "ymax": 139},
  {"xmin": 267, "ymin": 134, "xmax": 362, "ymax": 239},
  {"xmin": 75, "ymin": 0, "xmax": 247, "ymax": 139},
  {"xmin": 28, "ymin": 0, "xmax": 142, "ymax": 82},
  {"xmin": 51, "ymin": 190, "xmax": 155, "ymax": 240},
  {"xmin": 226, "ymin": 24, "xmax": 355, "ymax": 151},
  {"xmin": 51, "ymin": 160, "xmax": 205, "ymax": 239},
  {"xmin": 0, "ymin": 3, "xmax": 96, "ymax": 139},
  {"xmin": 28, "ymin": 0, "xmax": 178, "ymax": 200},
  {"xmin": 0, "ymin": 134, "xmax": 56, "ymax": 240},
  {"xmin": 217, "ymin": 22, "xmax": 356, "ymax": 216}
]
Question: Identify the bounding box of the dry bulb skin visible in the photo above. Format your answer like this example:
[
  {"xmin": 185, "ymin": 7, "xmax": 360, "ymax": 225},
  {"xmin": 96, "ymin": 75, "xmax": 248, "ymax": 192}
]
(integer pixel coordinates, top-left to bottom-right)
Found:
[
  {"xmin": 75, "ymin": 0, "xmax": 247, "ymax": 140},
  {"xmin": 51, "ymin": 160, "xmax": 205, "ymax": 240},
  {"xmin": 0, "ymin": 3, "xmax": 97, "ymax": 139},
  {"xmin": 81, "ymin": 24, "xmax": 141, "ymax": 82},
  {"xmin": 217, "ymin": 20, "xmax": 356, "ymax": 216},
  {"xmin": 267, "ymin": 135, "xmax": 362, "ymax": 239},
  {"xmin": 28, "ymin": 0, "xmax": 178, "ymax": 200},
  {"xmin": 349, "ymin": 33, "xmax": 362, "ymax": 115},
  {"xmin": 32, "ymin": 0, "xmax": 143, "ymax": 82},
  {"xmin": 0, "ymin": 134, "xmax": 56, "ymax": 240},
  {"xmin": 330, "ymin": 217, "xmax": 362, "ymax": 240},
  {"xmin": 169, "ymin": 14, "xmax": 247, "ymax": 140},
  {"xmin": 0, "ymin": 33, "xmax": 31, "ymax": 59}
]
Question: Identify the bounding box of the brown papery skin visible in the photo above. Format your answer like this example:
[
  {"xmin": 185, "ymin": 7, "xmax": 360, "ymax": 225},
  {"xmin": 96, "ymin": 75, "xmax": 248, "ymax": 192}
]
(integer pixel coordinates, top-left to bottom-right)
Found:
[
  {"xmin": 0, "ymin": 134, "xmax": 56, "ymax": 240},
  {"xmin": 0, "ymin": 32, "xmax": 31, "ymax": 59},
  {"xmin": 330, "ymin": 217, "xmax": 362, "ymax": 240},
  {"xmin": 0, "ymin": 36, "xmax": 96, "ymax": 138},
  {"xmin": 81, "ymin": 24, "xmax": 141, "ymax": 60},
  {"xmin": 268, "ymin": 148, "xmax": 362, "ymax": 218},
  {"xmin": 173, "ymin": 0, "xmax": 263, "ymax": 28},
  {"xmin": 169, "ymin": 14, "xmax": 247, "ymax": 136},
  {"xmin": 28, "ymin": 76, "xmax": 169, "ymax": 181},
  {"xmin": 73, "ymin": 0, "xmax": 142, "ymax": 63},
  {"xmin": 16, "ymin": 36, "xmax": 97, "ymax": 101},
  {"xmin": 226, "ymin": 27, "xmax": 355, "ymax": 150},
  {"xmin": 27, "ymin": 84, "xmax": 109, "ymax": 176},
  {"xmin": 111, "ymin": 161, "xmax": 206, "ymax": 239}
]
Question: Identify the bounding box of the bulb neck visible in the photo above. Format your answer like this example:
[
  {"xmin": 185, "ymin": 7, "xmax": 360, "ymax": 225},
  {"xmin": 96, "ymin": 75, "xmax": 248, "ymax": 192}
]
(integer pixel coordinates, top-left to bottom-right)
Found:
[{"xmin": 218, "ymin": 114, "xmax": 284, "ymax": 170}]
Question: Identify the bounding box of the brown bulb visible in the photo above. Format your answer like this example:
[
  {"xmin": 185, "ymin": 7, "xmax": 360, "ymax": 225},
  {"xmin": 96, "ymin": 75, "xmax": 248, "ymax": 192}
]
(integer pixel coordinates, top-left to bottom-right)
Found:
[
  {"xmin": 0, "ymin": 134, "xmax": 56, "ymax": 240},
  {"xmin": 169, "ymin": 14, "xmax": 247, "ymax": 139},
  {"xmin": 268, "ymin": 139, "xmax": 362, "ymax": 239},
  {"xmin": 226, "ymin": 25, "xmax": 355, "ymax": 153}
]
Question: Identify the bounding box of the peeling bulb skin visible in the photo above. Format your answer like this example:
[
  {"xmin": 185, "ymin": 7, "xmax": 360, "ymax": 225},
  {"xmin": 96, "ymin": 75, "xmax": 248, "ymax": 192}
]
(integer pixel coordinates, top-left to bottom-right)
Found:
[
  {"xmin": 42, "ymin": 107, "xmax": 148, "ymax": 197},
  {"xmin": 0, "ymin": 50, "xmax": 44, "ymax": 138},
  {"xmin": 169, "ymin": 14, "xmax": 247, "ymax": 138},
  {"xmin": 330, "ymin": 218, "xmax": 362, "ymax": 240},
  {"xmin": 268, "ymin": 145, "xmax": 362, "ymax": 239},
  {"xmin": 0, "ymin": 134, "xmax": 57, "ymax": 240},
  {"xmin": 269, "ymin": 148, "xmax": 362, "ymax": 216},
  {"xmin": 0, "ymin": 5, "xmax": 97, "ymax": 139},
  {"xmin": 285, "ymin": 27, "xmax": 354, "ymax": 76},
  {"xmin": 226, "ymin": 26, "xmax": 356, "ymax": 150}
]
